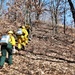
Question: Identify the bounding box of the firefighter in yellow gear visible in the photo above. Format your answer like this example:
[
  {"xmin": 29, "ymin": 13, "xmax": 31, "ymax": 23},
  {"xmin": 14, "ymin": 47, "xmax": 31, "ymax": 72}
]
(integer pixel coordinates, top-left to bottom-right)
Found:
[
  {"xmin": 25, "ymin": 24, "xmax": 31, "ymax": 41},
  {"xmin": 0, "ymin": 30, "xmax": 16, "ymax": 69},
  {"xmin": 21, "ymin": 25, "xmax": 28, "ymax": 45},
  {"xmin": 16, "ymin": 25, "xmax": 28, "ymax": 50},
  {"xmin": 25, "ymin": 24, "xmax": 30, "ymax": 34},
  {"xmin": 17, "ymin": 35, "xmax": 24, "ymax": 50},
  {"xmin": 8, "ymin": 31, "xmax": 16, "ymax": 46},
  {"xmin": 17, "ymin": 35, "xmax": 26, "ymax": 50}
]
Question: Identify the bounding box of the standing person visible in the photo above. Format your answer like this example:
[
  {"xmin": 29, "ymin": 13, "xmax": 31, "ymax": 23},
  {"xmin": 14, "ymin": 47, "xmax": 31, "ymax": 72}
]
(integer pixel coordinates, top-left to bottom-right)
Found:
[
  {"xmin": 16, "ymin": 25, "xmax": 28, "ymax": 50},
  {"xmin": 16, "ymin": 35, "xmax": 23, "ymax": 50},
  {"xmin": 25, "ymin": 24, "xmax": 30, "ymax": 34},
  {"xmin": 0, "ymin": 30, "xmax": 16, "ymax": 69},
  {"xmin": 21, "ymin": 25, "xmax": 28, "ymax": 45},
  {"xmin": 16, "ymin": 27, "xmax": 24, "ymax": 50},
  {"xmin": 25, "ymin": 24, "xmax": 31, "ymax": 41}
]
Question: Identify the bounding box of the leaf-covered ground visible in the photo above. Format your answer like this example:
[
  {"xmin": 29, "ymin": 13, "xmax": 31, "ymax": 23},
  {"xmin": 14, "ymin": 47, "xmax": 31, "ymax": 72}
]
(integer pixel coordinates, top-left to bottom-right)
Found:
[{"xmin": 0, "ymin": 24, "xmax": 75, "ymax": 75}]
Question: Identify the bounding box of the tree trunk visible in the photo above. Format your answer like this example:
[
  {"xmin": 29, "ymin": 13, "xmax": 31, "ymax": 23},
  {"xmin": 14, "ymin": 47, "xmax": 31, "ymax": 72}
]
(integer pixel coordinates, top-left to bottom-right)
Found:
[
  {"xmin": 64, "ymin": 7, "xmax": 66, "ymax": 34},
  {"xmin": 68, "ymin": 0, "xmax": 75, "ymax": 26},
  {"xmin": 36, "ymin": 13, "xmax": 39, "ymax": 21},
  {"xmin": 54, "ymin": 12, "xmax": 58, "ymax": 34},
  {"xmin": 0, "ymin": 0, "xmax": 3, "ymax": 16},
  {"xmin": 64, "ymin": 0, "xmax": 66, "ymax": 34}
]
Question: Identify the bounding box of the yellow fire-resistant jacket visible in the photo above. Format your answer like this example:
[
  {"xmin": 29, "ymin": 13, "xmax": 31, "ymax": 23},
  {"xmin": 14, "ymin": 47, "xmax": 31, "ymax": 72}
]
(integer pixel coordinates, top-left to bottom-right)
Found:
[
  {"xmin": 9, "ymin": 35, "xmax": 16, "ymax": 46},
  {"xmin": 22, "ymin": 28, "xmax": 28, "ymax": 37},
  {"xmin": 21, "ymin": 28, "xmax": 28, "ymax": 44}
]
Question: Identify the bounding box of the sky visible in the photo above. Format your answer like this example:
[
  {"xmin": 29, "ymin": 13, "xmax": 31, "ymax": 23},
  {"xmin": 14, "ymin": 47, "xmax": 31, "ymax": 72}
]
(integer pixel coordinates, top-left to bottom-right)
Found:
[{"xmin": 2, "ymin": 0, "xmax": 9, "ymax": 10}]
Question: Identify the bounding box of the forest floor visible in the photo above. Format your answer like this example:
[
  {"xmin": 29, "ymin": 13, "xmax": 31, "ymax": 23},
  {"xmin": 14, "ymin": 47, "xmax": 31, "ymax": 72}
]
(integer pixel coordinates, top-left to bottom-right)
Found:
[{"xmin": 0, "ymin": 23, "xmax": 75, "ymax": 75}]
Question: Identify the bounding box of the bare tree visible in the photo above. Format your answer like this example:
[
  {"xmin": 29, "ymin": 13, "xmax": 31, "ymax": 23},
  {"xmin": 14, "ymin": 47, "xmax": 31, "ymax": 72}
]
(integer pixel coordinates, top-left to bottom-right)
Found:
[
  {"xmin": 49, "ymin": 0, "xmax": 62, "ymax": 34},
  {"xmin": 63, "ymin": 0, "xmax": 66, "ymax": 34},
  {"xmin": 0, "ymin": 0, "xmax": 5, "ymax": 17},
  {"xmin": 68, "ymin": 0, "xmax": 75, "ymax": 26}
]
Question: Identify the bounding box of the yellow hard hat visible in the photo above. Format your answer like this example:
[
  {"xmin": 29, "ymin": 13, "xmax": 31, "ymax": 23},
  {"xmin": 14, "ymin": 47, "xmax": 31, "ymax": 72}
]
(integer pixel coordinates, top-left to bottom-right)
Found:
[
  {"xmin": 22, "ymin": 26, "xmax": 25, "ymax": 29},
  {"xmin": 25, "ymin": 25, "xmax": 30, "ymax": 29},
  {"xmin": 8, "ymin": 30, "xmax": 13, "ymax": 34}
]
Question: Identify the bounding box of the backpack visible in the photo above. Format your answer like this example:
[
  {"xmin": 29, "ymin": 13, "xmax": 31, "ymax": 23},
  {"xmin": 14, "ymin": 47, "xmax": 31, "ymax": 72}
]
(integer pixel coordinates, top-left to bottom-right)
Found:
[
  {"xmin": 0, "ymin": 35, "xmax": 10, "ymax": 45},
  {"xmin": 16, "ymin": 28, "xmax": 22, "ymax": 35}
]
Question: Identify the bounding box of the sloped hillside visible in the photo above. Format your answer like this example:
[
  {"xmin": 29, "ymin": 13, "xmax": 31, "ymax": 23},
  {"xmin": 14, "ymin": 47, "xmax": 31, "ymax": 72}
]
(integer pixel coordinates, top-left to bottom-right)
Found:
[{"xmin": 0, "ymin": 23, "xmax": 75, "ymax": 75}]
